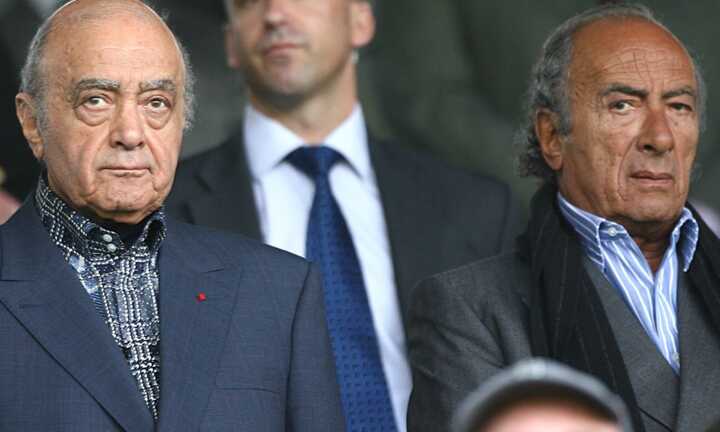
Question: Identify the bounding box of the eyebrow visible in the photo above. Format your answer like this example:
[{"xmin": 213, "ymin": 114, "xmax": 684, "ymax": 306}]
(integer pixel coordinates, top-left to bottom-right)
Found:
[
  {"xmin": 662, "ymin": 85, "xmax": 696, "ymax": 101},
  {"xmin": 70, "ymin": 78, "xmax": 120, "ymax": 101},
  {"xmin": 600, "ymin": 84, "xmax": 648, "ymax": 99},
  {"xmin": 69, "ymin": 78, "xmax": 177, "ymax": 102},
  {"xmin": 139, "ymin": 79, "xmax": 177, "ymax": 94},
  {"xmin": 600, "ymin": 83, "xmax": 697, "ymax": 101}
]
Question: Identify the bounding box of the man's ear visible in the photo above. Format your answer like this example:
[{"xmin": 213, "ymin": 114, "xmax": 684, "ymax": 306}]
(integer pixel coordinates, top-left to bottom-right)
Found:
[
  {"xmin": 350, "ymin": 0, "xmax": 375, "ymax": 49},
  {"xmin": 535, "ymin": 109, "xmax": 564, "ymax": 171},
  {"xmin": 224, "ymin": 24, "xmax": 241, "ymax": 69},
  {"xmin": 15, "ymin": 93, "xmax": 45, "ymax": 161}
]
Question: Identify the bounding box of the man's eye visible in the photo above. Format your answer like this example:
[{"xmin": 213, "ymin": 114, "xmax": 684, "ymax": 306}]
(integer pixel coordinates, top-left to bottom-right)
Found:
[
  {"xmin": 610, "ymin": 100, "xmax": 634, "ymax": 113},
  {"xmin": 670, "ymin": 102, "xmax": 693, "ymax": 112},
  {"xmin": 83, "ymin": 96, "xmax": 109, "ymax": 108},
  {"xmin": 147, "ymin": 98, "xmax": 170, "ymax": 111}
]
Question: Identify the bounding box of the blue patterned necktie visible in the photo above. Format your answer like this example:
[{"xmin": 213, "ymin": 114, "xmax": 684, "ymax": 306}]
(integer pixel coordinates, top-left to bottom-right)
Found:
[{"xmin": 287, "ymin": 146, "xmax": 397, "ymax": 432}]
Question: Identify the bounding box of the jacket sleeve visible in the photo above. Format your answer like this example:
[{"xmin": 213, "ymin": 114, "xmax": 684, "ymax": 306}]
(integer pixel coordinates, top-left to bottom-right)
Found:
[
  {"xmin": 286, "ymin": 263, "xmax": 346, "ymax": 432},
  {"xmin": 406, "ymin": 271, "xmax": 508, "ymax": 432}
]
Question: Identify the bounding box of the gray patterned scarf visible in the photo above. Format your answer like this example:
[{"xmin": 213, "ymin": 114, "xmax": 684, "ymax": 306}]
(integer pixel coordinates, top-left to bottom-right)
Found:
[{"xmin": 35, "ymin": 177, "xmax": 165, "ymax": 420}]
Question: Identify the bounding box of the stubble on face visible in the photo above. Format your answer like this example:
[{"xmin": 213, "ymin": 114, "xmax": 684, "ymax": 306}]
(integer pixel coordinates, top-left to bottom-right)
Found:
[
  {"xmin": 239, "ymin": 25, "xmax": 317, "ymax": 109},
  {"xmin": 226, "ymin": 0, "xmax": 358, "ymax": 112}
]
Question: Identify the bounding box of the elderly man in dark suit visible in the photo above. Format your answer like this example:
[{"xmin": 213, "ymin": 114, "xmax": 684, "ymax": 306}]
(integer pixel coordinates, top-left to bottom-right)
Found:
[
  {"xmin": 3, "ymin": 0, "xmax": 344, "ymax": 430},
  {"xmin": 408, "ymin": 4, "xmax": 720, "ymax": 432},
  {"xmin": 166, "ymin": 1, "xmax": 517, "ymax": 431}
]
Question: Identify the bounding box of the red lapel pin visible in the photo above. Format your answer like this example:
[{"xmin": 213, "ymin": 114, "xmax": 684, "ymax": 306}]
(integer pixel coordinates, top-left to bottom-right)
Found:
[{"xmin": 196, "ymin": 292, "xmax": 207, "ymax": 302}]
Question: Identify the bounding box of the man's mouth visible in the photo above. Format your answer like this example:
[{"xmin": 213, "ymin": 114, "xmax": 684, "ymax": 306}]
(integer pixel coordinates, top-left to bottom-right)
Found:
[
  {"xmin": 630, "ymin": 171, "xmax": 674, "ymax": 187},
  {"xmin": 264, "ymin": 42, "xmax": 300, "ymax": 56},
  {"xmin": 102, "ymin": 167, "xmax": 149, "ymax": 177}
]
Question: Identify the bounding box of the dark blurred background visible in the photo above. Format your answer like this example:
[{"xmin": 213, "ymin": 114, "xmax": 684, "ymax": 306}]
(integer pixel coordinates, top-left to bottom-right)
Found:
[{"xmin": 3, "ymin": 0, "xmax": 720, "ymax": 222}]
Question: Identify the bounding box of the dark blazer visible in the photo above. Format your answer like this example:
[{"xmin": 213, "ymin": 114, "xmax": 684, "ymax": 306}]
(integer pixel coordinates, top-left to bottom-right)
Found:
[
  {"xmin": 407, "ymin": 252, "xmax": 720, "ymax": 432},
  {"xmin": 167, "ymin": 131, "xmax": 519, "ymax": 327},
  {"xmin": 0, "ymin": 200, "xmax": 345, "ymax": 431}
]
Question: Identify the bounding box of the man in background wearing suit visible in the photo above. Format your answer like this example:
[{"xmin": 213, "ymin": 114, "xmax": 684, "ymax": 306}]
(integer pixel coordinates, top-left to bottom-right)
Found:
[
  {"xmin": 408, "ymin": 4, "xmax": 720, "ymax": 432},
  {"xmin": 167, "ymin": 0, "xmax": 517, "ymax": 430},
  {"xmin": 3, "ymin": 0, "xmax": 344, "ymax": 430}
]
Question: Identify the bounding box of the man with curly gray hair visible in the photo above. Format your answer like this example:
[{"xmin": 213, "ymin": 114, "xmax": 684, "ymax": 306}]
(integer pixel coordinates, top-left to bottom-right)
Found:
[{"xmin": 407, "ymin": 4, "xmax": 720, "ymax": 432}]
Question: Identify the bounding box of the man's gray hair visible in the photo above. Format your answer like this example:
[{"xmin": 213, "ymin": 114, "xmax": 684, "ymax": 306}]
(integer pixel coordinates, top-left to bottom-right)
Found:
[
  {"xmin": 19, "ymin": 0, "xmax": 196, "ymax": 131},
  {"xmin": 517, "ymin": 3, "xmax": 706, "ymax": 183}
]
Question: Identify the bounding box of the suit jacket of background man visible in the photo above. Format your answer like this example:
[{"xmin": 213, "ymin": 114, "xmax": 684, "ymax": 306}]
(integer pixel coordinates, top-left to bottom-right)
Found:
[
  {"xmin": 406, "ymin": 201, "xmax": 720, "ymax": 432},
  {"xmin": 0, "ymin": 200, "xmax": 345, "ymax": 431},
  {"xmin": 166, "ymin": 131, "xmax": 519, "ymax": 329}
]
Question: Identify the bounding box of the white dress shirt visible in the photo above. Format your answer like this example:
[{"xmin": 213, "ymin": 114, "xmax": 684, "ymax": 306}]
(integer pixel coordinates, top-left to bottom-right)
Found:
[{"xmin": 244, "ymin": 104, "xmax": 411, "ymax": 431}]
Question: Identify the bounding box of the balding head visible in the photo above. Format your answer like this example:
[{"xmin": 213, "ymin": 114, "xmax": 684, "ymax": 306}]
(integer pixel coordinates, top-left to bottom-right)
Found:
[
  {"xmin": 20, "ymin": 0, "xmax": 195, "ymax": 130},
  {"xmin": 517, "ymin": 4, "xmax": 705, "ymax": 184},
  {"xmin": 15, "ymin": 0, "xmax": 195, "ymax": 224}
]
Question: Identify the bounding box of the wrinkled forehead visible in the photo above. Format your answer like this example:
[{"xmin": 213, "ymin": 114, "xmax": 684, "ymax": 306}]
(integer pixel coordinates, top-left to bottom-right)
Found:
[
  {"xmin": 47, "ymin": 19, "xmax": 182, "ymax": 90},
  {"xmin": 570, "ymin": 18, "xmax": 696, "ymax": 88},
  {"xmin": 51, "ymin": 0, "xmax": 162, "ymax": 26},
  {"xmin": 587, "ymin": 48, "xmax": 688, "ymax": 81},
  {"xmin": 44, "ymin": 1, "xmax": 184, "ymax": 79}
]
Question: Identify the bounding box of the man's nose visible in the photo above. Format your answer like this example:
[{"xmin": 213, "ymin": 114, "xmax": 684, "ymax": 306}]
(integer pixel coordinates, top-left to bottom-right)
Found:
[
  {"xmin": 264, "ymin": 0, "xmax": 290, "ymax": 25},
  {"xmin": 110, "ymin": 101, "xmax": 145, "ymax": 149},
  {"xmin": 638, "ymin": 105, "xmax": 674, "ymax": 154}
]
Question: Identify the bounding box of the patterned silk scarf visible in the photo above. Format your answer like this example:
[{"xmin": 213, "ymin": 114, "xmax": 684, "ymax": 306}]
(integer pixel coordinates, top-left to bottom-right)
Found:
[{"xmin": 35, "ymin": 177, "xmax": 165, "ymax": 419}]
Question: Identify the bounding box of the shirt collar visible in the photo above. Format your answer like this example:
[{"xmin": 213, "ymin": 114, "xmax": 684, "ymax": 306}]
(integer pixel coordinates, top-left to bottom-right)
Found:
[
  {"xmin": 557, "ymin": 193, "xmax": 699, "ymax": 271},
  {"xmin": 243, "ymin": 103, "xmax": 371, "ymax": 179},
  {"xmin": 34, "ymin": 176, "xmax": 166, "ymax": 258}
]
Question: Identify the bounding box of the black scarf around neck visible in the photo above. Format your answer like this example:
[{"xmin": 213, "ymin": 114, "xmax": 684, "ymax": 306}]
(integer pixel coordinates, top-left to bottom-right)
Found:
[{"xmin": 518, "ymin": 184, "xmax": 720, "ymax": 432}]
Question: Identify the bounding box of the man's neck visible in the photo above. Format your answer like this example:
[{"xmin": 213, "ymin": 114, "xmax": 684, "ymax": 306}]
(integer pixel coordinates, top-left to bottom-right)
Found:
[
  {"xmin": 557, "ymin": 191, "xmax": 680, "ymax": 274},
  {"xmin": 248, "ymin": 70, "xmax": 359, "ymax": 143},
  {"xmin": 623, "ymin": 219, "xmax": 675, "ymax": 273},
  {"xmin": 250, "ymin": 97, "xmax": 357, "ymax": 144}
]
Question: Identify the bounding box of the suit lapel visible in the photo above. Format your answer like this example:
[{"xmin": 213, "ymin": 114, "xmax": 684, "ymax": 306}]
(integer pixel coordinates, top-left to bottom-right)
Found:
[
  {"xmin": 156, "ymin": 220, "xmax": 240, "ymax": 431},
  {"xmin": 371, "ymin": 140, "xmax": 413, "ymax": 323},
  {"xmin": 370, "ymin": 139, "xmax": 473, "ymax": 327},
  {"xmin": 585, "ymin": 261, "xmax": 678, "ymax": 430},
  {"xmin": 0, "ymin": 203, "xmax": 154, "ymax": 431},
  {"xmin": 187, "ymin": 134, "xmax": 261, "ymax": 240},
  {"xmin": 675, "ymin": 273, "xmax": 720, "ymax": 431},
  {"xmin": 675, "ymin": 215, "xmax": 720, "ymax": 430}
]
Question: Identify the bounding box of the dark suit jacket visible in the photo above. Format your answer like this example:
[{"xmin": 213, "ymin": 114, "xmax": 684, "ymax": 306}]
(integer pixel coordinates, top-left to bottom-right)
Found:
[
  {"xmin": 407, "ymin": 252, "xmax": 720, "ymax": 432},
  {"xmin": 0, "ymin": 200, "xmax": 345, "ymax": 431},
  {"xmin": 166, "ymin": 132, "xmax": 519, "ymax": 328}
]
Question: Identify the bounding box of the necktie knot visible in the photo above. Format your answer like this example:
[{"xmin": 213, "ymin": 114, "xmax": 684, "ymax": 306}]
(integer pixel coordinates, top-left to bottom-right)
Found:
[{"xmin": 286, "ymin": 146, "xmax": 343, "ymax": 178}]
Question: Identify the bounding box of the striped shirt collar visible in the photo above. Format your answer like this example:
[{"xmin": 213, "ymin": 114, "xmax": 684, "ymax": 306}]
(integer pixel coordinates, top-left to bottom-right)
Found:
[{"xmin": 557, "ymin": 193, "xmax": 699, "ymax": 272}]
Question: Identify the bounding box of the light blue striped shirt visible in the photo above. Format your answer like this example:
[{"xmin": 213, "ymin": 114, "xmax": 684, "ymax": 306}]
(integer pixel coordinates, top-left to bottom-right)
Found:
[{"xmin": 558, "ymin": 194, "xmax": 699, "ymax": 373}]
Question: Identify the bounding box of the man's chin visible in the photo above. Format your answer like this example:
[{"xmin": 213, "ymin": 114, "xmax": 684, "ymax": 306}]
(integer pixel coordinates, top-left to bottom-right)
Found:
[
  {"xmin": 637, "ymin": 193, "xmax": 685, "ymax": 215},
  {"xmin": 624, "ymin": 204, "xmax": 684, "ymax": 228},
  {"xmin": 86, "ymin": 199, "xmax": 161, "ymax": 225}
]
